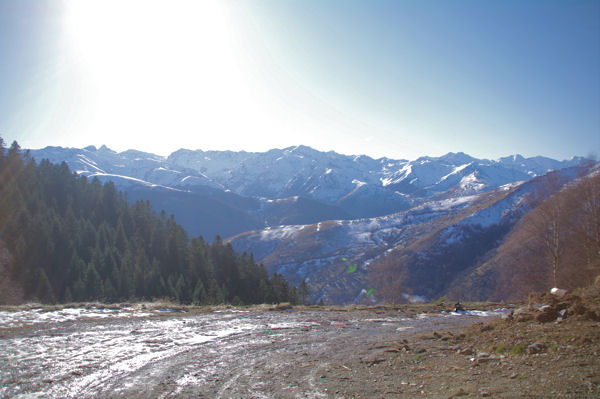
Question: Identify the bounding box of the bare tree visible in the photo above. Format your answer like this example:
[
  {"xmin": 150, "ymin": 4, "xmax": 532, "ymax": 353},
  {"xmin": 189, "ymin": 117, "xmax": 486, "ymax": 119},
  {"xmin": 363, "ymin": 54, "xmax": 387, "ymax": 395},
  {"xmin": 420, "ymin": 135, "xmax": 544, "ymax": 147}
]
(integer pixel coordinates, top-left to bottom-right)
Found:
[
  {"xmin": 370, "ymin": 253, "xmax": 410, "ymax": 304},
  {"xmin": 538, "ymin": 196, "xmax": 563, "ymax": 287},
  {"xmin": 520, "ymin": 166, "xmax": 600, "ymax": 290},
  {"xmin": 520, "ymin": 171, "xmax": 567, "ymax": 288},
  {"xmin": 564, "ymin": 171, "xmax": 600, "ymax": 277}
]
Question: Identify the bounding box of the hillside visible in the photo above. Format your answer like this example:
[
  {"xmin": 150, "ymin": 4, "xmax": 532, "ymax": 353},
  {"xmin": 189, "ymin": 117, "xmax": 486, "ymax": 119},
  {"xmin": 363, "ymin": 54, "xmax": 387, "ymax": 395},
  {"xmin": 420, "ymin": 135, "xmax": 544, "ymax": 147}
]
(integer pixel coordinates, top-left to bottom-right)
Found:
[
  {"xmin": 228, "ymin": 165, "xmax": 598, "ymax": 304},
  {"xmin": 445, "ymin": 168, "xmax": 600, "ymax": 301}
]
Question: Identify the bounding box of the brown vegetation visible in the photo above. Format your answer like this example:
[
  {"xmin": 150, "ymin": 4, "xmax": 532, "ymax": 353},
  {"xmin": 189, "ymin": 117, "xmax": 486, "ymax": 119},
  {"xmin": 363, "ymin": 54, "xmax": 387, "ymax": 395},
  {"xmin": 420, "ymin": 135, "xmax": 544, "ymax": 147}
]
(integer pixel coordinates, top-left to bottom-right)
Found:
[
  {"xmin": 489, "ymin": 170, "xmax": 600, "ymax": 299},
  {"xmin": 371, "ymin": 165, "xmax": 600, "ymax": 303}
]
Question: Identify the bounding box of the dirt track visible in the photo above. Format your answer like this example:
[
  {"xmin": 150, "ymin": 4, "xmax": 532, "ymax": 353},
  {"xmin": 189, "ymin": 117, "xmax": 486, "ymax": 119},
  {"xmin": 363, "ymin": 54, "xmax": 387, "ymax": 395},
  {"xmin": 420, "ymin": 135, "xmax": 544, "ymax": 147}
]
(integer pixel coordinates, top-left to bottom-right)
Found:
[{"xmin": 0, "ymin": 305, "xmax": 597, "ymax": 398}]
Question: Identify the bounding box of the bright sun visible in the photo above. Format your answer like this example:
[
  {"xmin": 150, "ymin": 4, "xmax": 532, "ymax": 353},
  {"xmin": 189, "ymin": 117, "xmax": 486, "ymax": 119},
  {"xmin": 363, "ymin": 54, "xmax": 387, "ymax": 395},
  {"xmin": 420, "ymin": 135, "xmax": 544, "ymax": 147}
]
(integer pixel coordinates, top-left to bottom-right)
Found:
[{"xmin": 63, "ymin": 0, "xmax": 263, "ymax": 151}]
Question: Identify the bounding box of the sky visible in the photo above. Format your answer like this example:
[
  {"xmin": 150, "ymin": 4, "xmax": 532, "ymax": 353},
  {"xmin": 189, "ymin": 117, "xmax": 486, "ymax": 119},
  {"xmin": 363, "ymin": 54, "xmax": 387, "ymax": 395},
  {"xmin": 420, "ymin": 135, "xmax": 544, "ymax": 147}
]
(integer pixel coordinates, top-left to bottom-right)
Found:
[{"xmin": 0, "ymin": 0, "xmax": 598, "ymax": 161}]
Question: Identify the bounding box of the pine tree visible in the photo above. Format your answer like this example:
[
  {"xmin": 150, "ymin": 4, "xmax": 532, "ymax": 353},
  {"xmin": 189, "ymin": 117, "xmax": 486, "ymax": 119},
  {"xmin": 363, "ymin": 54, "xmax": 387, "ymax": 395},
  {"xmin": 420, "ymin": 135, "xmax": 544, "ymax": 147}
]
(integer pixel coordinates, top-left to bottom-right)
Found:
[
  {"xmin": 208, "ymin": 279, "xmax": 224, "ymax": 304},
  {"xmin": 192, "ymin": 280, "xmax": 207, "ymax": 305},
  {"xmin": 37, "ymin": 269, "xmax": 56, "ymax": 304},
  {"xmin": 298, "ymin": 279, "xmax": 310, "ymax": 305},
  {"xmin": 103, "ymin": 278, "xmax": 117, "ymax": 303}
]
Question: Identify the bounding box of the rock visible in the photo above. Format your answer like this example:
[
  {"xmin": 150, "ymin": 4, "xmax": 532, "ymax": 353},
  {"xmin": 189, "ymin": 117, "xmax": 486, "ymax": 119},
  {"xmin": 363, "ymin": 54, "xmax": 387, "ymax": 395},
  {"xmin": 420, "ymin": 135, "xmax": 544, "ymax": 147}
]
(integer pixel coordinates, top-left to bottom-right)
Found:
[
  {"xmin": 441, "ymin": 333, "xmax": 454, "ymax": 341},
  {"xmin": 550, "ymin": 287, "xmax": 568, "ymax": 297},
  {"xmin": 459, "ymin": 347, "xmax": 474, "ymax": 356},
  {"xmin": 386, "ymin": 343, "xmax": 410, "ymax": 353},
  {"xmin": 557, "ymin": 308, "xmax": 568, "ymax": 321},
  {"xmin": 469, "ymin": 352, "xmax": 501, "ymax": 364},
  {"xmin": 501, "ymin": 310, "xmax": 514, "ymax": 321},
  {"xmin": 535, "ymin": 306, "xmax": 559, "ymax": 323},
  {"xmin": 361, "ymin": 357, "xmax": 386, "ymax": 366},
  {"xmin": 527, "ymin": 341, "xmax": 547, "ymax": 354},
  {"xmin": 513, "ymin": 307, "xmax": 534, "ymax": 322}
]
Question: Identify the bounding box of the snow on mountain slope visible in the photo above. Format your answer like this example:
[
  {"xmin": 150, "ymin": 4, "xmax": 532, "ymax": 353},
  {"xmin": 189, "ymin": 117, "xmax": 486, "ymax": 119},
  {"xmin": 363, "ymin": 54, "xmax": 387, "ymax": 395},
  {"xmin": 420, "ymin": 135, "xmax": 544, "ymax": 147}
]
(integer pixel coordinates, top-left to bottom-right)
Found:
[
  {"xmin": 227, "ymin": 164, "xmax": 591, "ymax": 304},
  {"xmin": 30, "ymin": 145, "xmax": 583, "ymax": 204},
  {"xmin": 29, "ymin": 146, "xmax": 221, "ymax": 190},
  {"xmin": 227, "ymin": 193, "xmax": 485, "ymax": 303},
  {"xmin": 365, "ymin": 166, "xmax": 590, "ymax": 304},
  {"xmin": 29, "ymin": 144, "xmax": 586, "ymax": 245}
]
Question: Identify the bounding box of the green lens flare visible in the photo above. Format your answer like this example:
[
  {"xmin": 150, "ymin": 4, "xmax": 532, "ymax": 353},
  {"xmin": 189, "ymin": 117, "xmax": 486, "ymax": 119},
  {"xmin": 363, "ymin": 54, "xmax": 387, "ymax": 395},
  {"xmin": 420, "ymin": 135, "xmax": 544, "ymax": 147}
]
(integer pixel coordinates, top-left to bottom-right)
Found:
[
  {"xmin": 366, "ymin": 288, "xmax": 374, "ymax": 296},
  {"xmin": 346, "ymin": 264, "xmax": 357, "ymax": 273},
  {"xmin": 342, "ymin": 257, "xmax": 347, "ymax": 261}
]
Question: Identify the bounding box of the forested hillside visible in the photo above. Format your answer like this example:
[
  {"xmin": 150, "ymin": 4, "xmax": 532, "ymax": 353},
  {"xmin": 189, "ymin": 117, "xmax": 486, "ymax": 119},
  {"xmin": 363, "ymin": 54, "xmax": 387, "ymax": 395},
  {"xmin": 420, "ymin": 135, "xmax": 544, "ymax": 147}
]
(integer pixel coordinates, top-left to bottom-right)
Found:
[
  {"xmin": 0, "ymin": 138, "xmax": 297, "ymax": 305},
  {"xmin": 445, "ymin": 168, "xmax": 600, "ymax": 300}
]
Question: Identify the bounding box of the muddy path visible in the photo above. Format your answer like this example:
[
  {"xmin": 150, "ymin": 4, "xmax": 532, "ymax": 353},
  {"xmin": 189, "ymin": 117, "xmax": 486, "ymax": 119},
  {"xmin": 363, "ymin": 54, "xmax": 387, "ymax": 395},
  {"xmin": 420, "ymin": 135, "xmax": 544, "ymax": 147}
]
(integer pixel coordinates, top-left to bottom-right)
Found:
[{"xmin": 0, "ymin": 307, "xmax": 504, "ymax": 398}]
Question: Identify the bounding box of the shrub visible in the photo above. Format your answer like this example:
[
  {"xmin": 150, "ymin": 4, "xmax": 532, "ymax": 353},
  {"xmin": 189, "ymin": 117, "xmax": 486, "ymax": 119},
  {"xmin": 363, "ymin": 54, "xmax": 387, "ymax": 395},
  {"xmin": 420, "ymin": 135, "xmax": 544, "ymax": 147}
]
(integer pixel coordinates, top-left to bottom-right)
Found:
[{"xmin": 510, "ymin": 344, "xmax": 526, "ymax": 355}]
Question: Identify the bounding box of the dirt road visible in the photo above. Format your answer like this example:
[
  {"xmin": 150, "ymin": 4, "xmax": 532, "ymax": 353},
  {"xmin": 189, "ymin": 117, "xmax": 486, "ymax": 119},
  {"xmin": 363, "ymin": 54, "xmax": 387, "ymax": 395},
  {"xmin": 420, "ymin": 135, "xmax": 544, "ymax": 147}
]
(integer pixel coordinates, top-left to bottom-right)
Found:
[{"xmin": 0, "ymin": 306, "xmax": 503, "ymax": 398}]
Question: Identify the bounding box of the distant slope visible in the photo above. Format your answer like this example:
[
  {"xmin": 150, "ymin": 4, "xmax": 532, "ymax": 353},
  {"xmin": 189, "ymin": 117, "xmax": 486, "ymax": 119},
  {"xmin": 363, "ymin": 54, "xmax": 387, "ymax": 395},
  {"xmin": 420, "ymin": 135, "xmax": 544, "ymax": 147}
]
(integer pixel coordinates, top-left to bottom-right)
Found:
[
  {"xmin": 125, "ymin": 186, "xmax": 264, "ymax": 239},
  {"xmin": 228, "ymin": 166, "xmax": 593, "ymax": 304}
]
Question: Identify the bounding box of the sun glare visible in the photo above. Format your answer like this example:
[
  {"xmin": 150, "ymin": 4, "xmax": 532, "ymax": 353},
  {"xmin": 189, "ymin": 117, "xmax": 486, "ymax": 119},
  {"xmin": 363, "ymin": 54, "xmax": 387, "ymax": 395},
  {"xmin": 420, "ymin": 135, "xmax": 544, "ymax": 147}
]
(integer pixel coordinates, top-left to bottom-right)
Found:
[{"xmin": 63, "ymin": 0, "xmax": 258, "ymax": 151}]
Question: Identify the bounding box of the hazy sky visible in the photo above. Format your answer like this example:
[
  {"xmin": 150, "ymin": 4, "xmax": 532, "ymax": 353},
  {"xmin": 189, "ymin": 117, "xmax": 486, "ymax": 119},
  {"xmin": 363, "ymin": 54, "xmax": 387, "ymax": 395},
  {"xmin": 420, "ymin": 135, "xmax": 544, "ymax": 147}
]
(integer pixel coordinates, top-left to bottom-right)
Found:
[{"xmin": 0, "ymin": 0, "xmax": 598, "ymax": 160}]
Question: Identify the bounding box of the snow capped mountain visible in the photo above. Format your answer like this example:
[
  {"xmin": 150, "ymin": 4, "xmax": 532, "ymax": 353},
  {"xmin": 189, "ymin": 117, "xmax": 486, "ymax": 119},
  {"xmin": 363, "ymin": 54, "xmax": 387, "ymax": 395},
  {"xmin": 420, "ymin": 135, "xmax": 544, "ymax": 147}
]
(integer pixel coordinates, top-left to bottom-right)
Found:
[
  {"xmin": 28, "ymin": 144, "xmax": 585, "ymax": 241},
  {"xmin": 31, "ymin": 145, "xmax": 221, "ymax": 190},
  {"xmin": 30, "ymin": 145, "xmax": 583, "ymax": 199}
]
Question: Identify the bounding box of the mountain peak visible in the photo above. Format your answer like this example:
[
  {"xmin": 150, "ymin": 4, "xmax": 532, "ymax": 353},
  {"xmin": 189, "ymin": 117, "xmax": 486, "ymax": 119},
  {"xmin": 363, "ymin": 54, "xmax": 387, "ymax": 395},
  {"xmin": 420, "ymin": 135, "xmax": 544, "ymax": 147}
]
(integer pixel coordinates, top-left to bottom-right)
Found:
[
  {"xmin": 98, "ymin": 145, "xmax": 115, "ymax": 153},
  {"xmin": 498, "ymin": 154, "xmax": 525, "ymax": 163},
  {"xmin": 439, "ymin": 152, "xmax": 476, "ymax": 164},
  {"xmin": 284, "ymin": 145, "xmax": 318, "ymax": 154}
]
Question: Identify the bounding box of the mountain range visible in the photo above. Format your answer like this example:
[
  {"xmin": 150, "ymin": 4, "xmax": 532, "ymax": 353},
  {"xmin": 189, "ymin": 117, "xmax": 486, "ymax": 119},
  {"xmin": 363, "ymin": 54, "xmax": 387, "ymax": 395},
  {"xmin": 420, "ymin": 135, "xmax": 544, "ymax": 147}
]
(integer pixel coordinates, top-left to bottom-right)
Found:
[
  {"xmin": 29, "ymin": 145, "xmax": 583, "ymax": 237},
  {"xmin": 28, "ymin": 145, "xmax": 592, "ymax": 304}
]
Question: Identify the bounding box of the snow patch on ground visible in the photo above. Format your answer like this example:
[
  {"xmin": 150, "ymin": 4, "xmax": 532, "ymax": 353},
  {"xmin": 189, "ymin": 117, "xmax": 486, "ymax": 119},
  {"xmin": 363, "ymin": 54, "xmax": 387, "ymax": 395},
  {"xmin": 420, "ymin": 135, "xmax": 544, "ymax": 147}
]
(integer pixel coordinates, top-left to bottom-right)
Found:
[{"xmin": 259, "ymin": 225, "xmax": 305, "ymax": 241}]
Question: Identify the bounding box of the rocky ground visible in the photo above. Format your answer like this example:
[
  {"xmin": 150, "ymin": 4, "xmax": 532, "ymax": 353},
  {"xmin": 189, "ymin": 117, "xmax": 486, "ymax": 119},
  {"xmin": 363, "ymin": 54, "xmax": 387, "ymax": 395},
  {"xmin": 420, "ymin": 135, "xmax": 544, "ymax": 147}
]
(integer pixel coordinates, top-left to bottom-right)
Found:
[
  {"xmin": 317, "ymin": 285, "xmax": 600, "ymax": 398},
  {"xmin": 0, "ymin": 286, "xmax": 598, "ymax": 398}
]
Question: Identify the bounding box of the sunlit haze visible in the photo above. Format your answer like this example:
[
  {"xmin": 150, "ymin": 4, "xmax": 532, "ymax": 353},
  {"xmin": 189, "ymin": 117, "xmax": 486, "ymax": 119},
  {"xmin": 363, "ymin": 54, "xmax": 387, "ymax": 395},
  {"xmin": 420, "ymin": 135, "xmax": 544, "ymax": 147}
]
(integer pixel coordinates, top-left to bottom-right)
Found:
[{"xmin": 0, "ymin": 0, "xmax": 598, "ymax": 160}]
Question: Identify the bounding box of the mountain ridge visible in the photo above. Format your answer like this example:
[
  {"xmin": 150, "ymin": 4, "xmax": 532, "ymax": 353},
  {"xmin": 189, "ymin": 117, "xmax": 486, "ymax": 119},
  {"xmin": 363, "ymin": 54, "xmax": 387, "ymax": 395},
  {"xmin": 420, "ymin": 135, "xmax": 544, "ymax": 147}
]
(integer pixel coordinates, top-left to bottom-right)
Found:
[{"xmin": 28, "ymin": 144, "xmax": 585, "ymax": 239}]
